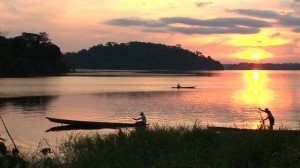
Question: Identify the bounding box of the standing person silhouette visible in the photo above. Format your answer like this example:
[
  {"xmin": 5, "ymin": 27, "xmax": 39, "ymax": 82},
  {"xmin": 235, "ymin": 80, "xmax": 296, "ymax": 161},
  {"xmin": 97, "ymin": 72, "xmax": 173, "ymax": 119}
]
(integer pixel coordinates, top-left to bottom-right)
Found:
[
  {"xmin": 133, "ymin": 112, "xmax": 147, "ymax": 125},
  {"xmin": 259, "ymin": 108, "xmax": 275, "ymax": 130}
]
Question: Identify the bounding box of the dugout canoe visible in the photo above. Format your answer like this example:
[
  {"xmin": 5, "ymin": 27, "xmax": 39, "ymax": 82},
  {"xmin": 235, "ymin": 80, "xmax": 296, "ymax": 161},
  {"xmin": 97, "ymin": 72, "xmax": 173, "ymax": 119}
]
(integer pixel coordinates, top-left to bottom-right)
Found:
[
  {"xmin": 46, "ymin": 125, "xmax": 135, "ymax": 132},
  {"xmin": 46, "ymin": 117, "xmax": 146, "ymax": 127}
]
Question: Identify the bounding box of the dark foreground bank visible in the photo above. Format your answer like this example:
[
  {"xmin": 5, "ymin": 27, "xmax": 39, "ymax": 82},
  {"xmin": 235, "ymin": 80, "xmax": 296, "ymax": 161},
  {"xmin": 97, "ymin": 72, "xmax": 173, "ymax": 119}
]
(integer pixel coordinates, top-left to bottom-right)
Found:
[{"xmin": 2, "ymin": 125, "xmax": 300, "ymax": 168}]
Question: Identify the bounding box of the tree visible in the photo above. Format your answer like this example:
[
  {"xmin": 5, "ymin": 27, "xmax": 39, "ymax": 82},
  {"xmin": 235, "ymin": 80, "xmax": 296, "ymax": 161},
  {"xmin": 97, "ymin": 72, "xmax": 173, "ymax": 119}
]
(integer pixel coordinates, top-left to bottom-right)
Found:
[
  {"xmin": 0, "ymin": 32, "xmax": 68, "ymax": 77},
  {"xmin": 0, "ymin": 27, "xmax": 9, "ymax": 37},
  {"xmin": 175, "ymin": 44, "xmax": 182, "ymax": 48}
]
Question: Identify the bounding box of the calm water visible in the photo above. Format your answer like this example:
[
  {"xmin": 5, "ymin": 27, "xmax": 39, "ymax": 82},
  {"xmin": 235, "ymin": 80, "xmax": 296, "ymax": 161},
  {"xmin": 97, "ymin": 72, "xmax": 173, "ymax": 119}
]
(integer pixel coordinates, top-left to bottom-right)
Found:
[{"xmin": 0, "ymin": 70, "xmax": 299, "ymax": 151}]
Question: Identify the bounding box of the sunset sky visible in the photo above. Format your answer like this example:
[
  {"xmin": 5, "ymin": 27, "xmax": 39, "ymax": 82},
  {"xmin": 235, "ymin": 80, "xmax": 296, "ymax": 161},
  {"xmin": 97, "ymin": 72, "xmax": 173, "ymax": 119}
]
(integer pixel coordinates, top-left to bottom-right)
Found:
[{"xmin": 1, "ymin": 0, "xmax": 300, "ymax": 63}]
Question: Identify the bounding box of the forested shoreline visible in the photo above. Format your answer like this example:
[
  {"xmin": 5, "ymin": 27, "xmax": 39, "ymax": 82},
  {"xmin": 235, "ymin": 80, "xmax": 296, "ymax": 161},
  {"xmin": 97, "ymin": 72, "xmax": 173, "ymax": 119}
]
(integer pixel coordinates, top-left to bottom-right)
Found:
[
  {"xmin": 3, "ymin": 32, "xmax": 300, "ymax": 78},
  {"xmin": 64, "ymin": 41, "xmax": 224, "ymax": 70},
  {"xmin": 0, "ymin": 32, "xmax": 68, "ymax": 77},
  {"xmin": 1, "ymin": 32, "xmax": 224, "ymax": 77},
  {"xmin": 224, "ymin": 62, "xmax": 300, "ymax": 70}
]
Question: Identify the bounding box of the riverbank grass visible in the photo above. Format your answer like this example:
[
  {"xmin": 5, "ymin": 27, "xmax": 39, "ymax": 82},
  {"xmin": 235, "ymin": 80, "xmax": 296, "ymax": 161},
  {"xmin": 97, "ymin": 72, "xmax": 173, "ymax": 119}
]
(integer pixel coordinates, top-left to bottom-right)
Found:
[{"xmin": 3, "ymin": 125, "xmax": 298, "ymax": 168}]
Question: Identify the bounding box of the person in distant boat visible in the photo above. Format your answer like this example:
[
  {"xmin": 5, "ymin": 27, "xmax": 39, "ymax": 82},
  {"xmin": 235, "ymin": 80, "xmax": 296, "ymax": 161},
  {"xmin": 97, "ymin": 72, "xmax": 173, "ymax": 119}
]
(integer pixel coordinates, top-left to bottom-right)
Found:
[
  {"xmin": 259, "ymin": 108, "xmax": 275, "ymax": 130},
  {"xmin": 177, "ymin": 83, "xmax": 181, "ymax": 88},
  {"xmin": 133, "ymin": 112, "xmax": 147, "ymax": 125}
]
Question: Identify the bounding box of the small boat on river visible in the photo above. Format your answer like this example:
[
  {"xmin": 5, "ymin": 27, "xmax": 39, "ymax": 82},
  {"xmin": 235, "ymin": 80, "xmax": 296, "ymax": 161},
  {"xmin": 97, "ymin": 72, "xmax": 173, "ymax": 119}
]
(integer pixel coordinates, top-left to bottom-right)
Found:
[
  {"xmin": 171, "ymin": 86, "xmax": 196, "ymax": 89},
  {"xmin": 46, "ymin": 117, "xmax": 146, "ymax": 128}
]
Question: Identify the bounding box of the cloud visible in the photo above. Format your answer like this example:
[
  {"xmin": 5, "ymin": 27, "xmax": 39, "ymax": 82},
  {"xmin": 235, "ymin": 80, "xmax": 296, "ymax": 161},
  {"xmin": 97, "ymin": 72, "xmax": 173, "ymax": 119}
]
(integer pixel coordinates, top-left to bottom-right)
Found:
[
  {"xmin": 294, "ymin": 27, "xmax": 300, "ymax": 32},
  {"xmin": 105, "ymin": 17, "xmax": 270, "ymax": 35},
  {"xmin": 160, "ymin": 17, "xmax": 270, "ymax": 28},
  {"xmin": 230, "ymin": 8, "xmax": 300, "ymax": 33},
  {"xmin": 195, "ymin": 1, "xmax": 213, "ymax": 8},
  {"xmin": 229, "ymin": 9, "xmax": 281, "ymax": 19},
  {"xmin": 290, "ymin": 0, "xmax": 300, "ymax": 15},
  {"xmin": 141, "ymin": 28, "xmax": 169, "ymax": 33},
  {"xmin": 278, "ymin": 15, "xmax": 300, "ymax": 26},
  {"xmin": 105, "ymin": 18, "xmax": 165, "ymax": 27},
  {"xmin": 169, "ymin": 26, "xmax": 259, "ymax": 35},
  {"xmin": 268, "ymin": 32, "xmax": 281, "ymax": 39}
]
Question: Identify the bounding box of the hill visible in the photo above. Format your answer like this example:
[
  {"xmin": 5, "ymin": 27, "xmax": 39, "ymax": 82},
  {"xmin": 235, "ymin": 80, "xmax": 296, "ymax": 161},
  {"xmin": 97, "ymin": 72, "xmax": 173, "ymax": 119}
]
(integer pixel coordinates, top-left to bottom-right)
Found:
[{"xmin": 64, "ymin": 42, "xmax": 224, "ymax": 70}]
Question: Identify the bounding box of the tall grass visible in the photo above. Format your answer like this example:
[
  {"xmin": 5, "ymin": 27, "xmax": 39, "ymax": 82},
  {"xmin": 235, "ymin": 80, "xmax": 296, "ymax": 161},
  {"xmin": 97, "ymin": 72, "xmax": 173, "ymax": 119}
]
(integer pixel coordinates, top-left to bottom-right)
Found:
[{"xmin": 23, "ymin": 125, "xmax": 300, "ymax": 167}]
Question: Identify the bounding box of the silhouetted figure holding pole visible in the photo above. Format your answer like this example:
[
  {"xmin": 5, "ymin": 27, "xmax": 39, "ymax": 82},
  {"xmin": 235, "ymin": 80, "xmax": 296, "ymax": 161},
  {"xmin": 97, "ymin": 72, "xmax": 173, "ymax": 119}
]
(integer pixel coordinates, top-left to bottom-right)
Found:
[
  {"xmin": 177, "ymin": 83, "xmax": 181, "ymax": 88},
  {"xmin": 259, "ymin": 108, "xmax": 275, "ymax": 130},
  {"xmin": 133, "ymin": 112, "xmax": 147, "ymax": 125}
]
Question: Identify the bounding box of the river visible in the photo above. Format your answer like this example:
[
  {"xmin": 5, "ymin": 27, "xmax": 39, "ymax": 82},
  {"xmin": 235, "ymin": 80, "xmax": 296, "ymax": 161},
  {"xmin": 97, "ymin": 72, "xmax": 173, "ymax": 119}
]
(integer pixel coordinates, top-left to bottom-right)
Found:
[{"xmin": 0, "ymin": 70, "xmax": 299, "ymax": 151}]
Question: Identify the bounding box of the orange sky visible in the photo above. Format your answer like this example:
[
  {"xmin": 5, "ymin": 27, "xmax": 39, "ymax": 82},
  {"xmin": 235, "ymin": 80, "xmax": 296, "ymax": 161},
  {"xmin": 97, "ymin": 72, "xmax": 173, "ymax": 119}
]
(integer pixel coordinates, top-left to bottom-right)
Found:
[{"xmin": 1, "ymin": 0, "xmax": 300, "ymax": 63}]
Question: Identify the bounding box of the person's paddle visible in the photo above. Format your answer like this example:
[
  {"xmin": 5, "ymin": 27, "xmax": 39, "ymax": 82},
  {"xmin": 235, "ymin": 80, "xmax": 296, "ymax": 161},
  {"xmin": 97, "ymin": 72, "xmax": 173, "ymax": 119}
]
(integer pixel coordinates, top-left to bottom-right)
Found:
[
  {"xmin": 258, "ymin": 108, "xmax": 266, "ymax": 130},
  {"xmin": 0, "ymin": 116, "xmax": 21, "ymax": 165}
]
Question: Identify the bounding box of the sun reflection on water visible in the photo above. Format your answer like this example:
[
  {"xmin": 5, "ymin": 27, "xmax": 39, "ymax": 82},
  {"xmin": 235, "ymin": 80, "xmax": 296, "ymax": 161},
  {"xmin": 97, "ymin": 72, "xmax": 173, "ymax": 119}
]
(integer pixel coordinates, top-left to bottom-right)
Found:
[
  {"xmin": 233, "ymin": 70, "xmax": 275, "ymax": 129},
  {"xmin": 239, "ymin": 70, "xmax": 273, "ymax": 105}
]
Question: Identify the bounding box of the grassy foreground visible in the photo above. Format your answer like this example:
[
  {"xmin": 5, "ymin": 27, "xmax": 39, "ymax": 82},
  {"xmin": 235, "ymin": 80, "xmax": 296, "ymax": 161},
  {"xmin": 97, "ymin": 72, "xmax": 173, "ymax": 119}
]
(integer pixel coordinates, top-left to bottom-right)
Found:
[{"xmin": 3, "ymin": 125, "xmax": 300, "ymax": 168}]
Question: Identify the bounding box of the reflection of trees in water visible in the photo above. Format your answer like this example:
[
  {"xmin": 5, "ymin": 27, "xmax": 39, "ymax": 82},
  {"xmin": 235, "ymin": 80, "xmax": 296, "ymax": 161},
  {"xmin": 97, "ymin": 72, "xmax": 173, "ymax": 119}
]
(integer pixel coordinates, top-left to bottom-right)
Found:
[
  {"xmin": 137, "ymin": 70, "xmax": 220, "ymax": 77},
  {"xmin": 0, "ymin": 96, "xmax": 58, "ymax": 112},
  {"xmin": 99, "ymin": 91, "xmax": 174, "ymax": 99}
]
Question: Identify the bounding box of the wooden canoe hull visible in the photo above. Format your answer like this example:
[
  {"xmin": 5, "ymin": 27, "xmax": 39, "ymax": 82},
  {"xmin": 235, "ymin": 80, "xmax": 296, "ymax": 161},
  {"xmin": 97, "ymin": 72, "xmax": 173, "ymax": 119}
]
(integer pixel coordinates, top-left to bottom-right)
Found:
[
  {"xmin": 171, "ymin": 86, "xmax": 196, "ymax": 89},
  {"xmin": 46, "ymin": 117, "xmax": 145, "ymax": 127},
  {"xmin": 46, "ymin": 124, "xmax": 143, "ymax": 132}
]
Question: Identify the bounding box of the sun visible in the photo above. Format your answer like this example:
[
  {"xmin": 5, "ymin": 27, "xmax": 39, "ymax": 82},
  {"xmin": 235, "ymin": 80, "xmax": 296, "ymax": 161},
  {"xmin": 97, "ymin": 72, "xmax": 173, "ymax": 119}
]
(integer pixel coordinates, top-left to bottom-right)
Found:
[
  {"xmin": 235, "ymin": 49, "xmax": 272, "ymax": 61},
  {"xmin": 251, "ymin": 52, "xmax": 261, "ymax": 59}
]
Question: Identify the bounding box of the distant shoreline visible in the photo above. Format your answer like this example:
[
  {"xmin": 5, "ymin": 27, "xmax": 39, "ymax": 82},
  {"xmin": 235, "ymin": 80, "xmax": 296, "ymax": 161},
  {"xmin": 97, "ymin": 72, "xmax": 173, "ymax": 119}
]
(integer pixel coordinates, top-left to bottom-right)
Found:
[
  {"xmin": 224, "ymin": 63, "xmax": 300, "ymax": 70},
  {"xmin": 63, "ymin": 68, "xmax": 300, "ymax": 78}
]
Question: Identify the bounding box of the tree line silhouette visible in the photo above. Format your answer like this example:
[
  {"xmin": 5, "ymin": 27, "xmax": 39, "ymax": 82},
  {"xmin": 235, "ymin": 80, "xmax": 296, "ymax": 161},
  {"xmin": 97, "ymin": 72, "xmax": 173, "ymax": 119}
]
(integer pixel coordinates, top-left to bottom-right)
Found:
[
  {"xmin": 224, "ymin": 63, "xmax": 300, "ymax": 70},
  {"xmin": 3, "ymin": 31, "xmax": 300, "ymax": 77},
  {"xmin": 64, "ymin": 41, "xmax": 224, "ymax": 70},
  {"xmin": 0, "ymin": 32, "xmax": 68, "ymax": 77}
]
